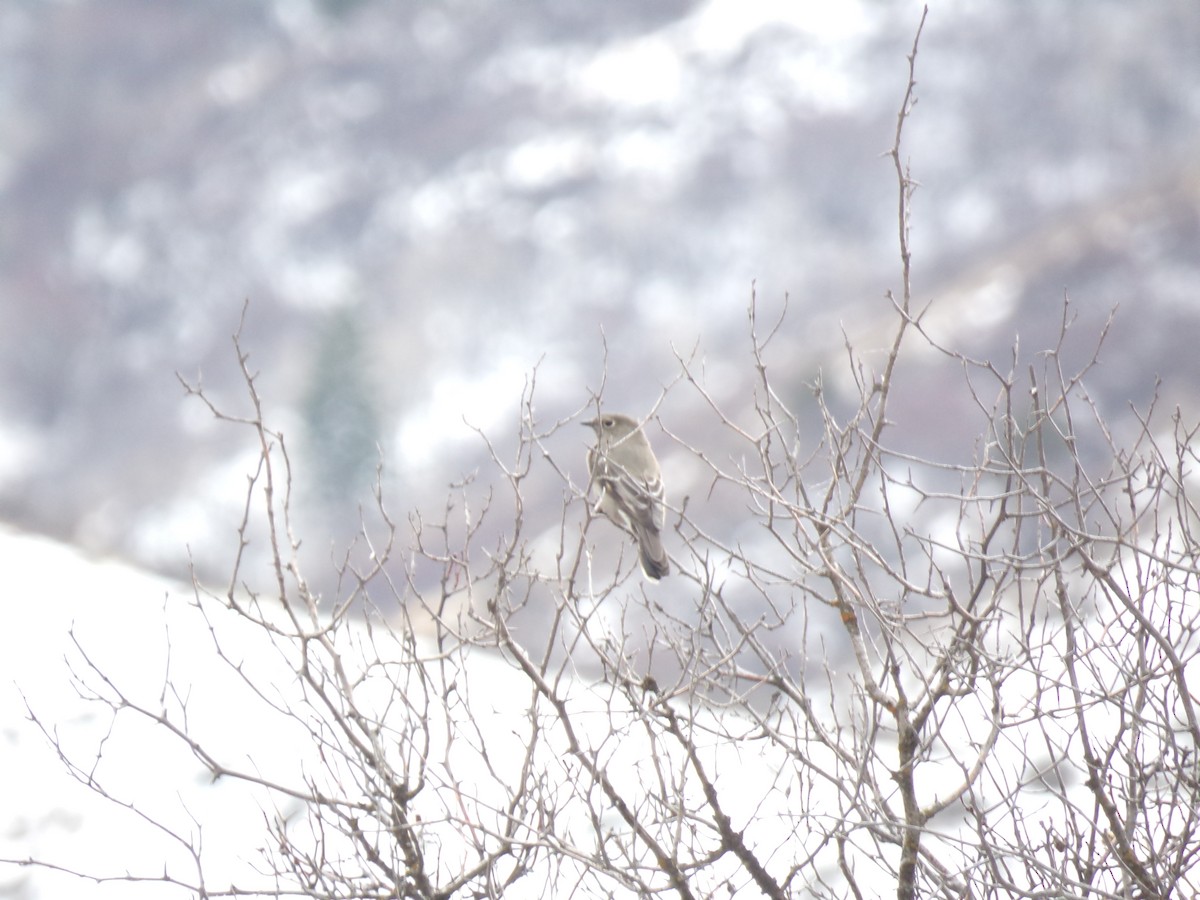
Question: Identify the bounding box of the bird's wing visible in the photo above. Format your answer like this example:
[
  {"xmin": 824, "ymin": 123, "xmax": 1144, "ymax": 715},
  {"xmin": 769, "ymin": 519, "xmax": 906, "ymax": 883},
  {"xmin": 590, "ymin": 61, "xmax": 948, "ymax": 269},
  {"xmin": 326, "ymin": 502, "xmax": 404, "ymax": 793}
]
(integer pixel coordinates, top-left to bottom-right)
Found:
[{"xmin": 602, "ymin": 463, "xmax": 665, "ymax": 535}]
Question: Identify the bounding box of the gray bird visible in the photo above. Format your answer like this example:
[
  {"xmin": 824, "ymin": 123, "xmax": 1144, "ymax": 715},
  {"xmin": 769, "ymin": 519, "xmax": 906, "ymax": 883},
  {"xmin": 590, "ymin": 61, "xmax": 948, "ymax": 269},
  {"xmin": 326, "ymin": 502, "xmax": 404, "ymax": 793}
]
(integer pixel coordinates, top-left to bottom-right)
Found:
[{"xmin": 583, "ymin": 413, "xmax": 670, "ymax": 580}]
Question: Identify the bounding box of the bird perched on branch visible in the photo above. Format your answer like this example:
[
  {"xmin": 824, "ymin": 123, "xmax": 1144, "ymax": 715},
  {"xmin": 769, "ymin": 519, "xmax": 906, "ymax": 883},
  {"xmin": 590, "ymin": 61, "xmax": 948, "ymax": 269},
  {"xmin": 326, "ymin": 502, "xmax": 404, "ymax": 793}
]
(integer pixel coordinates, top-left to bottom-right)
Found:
[{"xmin": 583, "ymin": 412, "xmax": 669, "ymax": 581}]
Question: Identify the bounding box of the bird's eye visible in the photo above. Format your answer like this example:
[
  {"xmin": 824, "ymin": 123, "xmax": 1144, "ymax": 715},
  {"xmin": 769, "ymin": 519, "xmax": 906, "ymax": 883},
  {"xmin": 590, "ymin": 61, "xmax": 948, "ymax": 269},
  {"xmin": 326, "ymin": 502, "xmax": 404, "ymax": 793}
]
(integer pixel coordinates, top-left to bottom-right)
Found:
[{"xmin": 602, "ymin": 418, "xmax": 614, "ymax": 428}]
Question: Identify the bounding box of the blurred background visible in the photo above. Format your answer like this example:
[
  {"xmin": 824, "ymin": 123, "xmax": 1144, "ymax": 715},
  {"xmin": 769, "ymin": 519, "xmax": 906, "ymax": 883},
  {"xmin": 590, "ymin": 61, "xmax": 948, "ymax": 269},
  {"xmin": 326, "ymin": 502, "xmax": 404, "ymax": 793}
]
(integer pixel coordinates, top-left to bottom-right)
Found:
[{"xmin": 2, "ymin": 0, "xmax": 1200, "ymax": 602}]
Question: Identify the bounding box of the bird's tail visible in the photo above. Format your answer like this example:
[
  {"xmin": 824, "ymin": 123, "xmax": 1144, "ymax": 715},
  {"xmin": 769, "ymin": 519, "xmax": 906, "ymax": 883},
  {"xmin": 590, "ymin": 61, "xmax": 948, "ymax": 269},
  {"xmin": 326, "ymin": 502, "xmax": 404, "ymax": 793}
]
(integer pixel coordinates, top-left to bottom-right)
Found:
[{"xmin": 635, "ymin": 525, "xmax": 670, "ymax": 581}]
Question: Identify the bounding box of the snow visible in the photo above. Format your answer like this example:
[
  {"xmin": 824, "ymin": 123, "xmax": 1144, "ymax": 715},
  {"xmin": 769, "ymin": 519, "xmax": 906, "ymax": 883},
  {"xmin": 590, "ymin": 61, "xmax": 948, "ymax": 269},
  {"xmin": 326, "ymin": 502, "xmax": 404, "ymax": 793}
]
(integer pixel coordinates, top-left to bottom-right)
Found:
[
  {"xmin": 4, "ymin": 509, "xmax": 1182, "ymax": 896},
  {"xmin": 0, "ymin": 524, "xmax": 786, "ymax": 897},
  {"xmin": 0, "ymin": 522, "xmax": 836, "ymax": 897},
  {"xmin": 0, "ymin": 526, "xmax": 297, "ymax": 897}
]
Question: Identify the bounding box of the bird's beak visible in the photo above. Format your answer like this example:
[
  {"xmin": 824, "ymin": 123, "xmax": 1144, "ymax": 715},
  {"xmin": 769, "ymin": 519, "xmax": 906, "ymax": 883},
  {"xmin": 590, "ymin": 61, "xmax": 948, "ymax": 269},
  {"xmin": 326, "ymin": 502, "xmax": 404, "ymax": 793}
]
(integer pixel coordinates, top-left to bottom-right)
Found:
[{"xmin": 582, "ymin": 418, "xmax": 598, "ymax": 430}]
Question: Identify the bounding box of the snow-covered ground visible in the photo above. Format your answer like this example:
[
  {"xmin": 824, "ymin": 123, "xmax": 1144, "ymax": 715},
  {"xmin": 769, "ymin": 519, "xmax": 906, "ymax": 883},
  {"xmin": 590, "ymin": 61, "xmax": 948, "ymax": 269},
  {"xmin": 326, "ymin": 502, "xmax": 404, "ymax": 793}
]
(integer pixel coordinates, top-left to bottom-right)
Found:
[
  {"xmin": 6, "ymin": 496, "xmax": 1194, "ymax": 898},
  {"xmin": 1, "ymin": 525, "xmax": 297, "ymax": 898},
  {"xmin": 0, "ymin": 524, "xmax": 817, "ymax": 898}
]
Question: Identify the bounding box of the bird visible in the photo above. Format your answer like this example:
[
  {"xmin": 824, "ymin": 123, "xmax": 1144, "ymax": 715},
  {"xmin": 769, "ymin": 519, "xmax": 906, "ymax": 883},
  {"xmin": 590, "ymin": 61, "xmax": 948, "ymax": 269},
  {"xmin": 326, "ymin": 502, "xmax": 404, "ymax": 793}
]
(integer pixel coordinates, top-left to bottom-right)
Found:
[{"xmin": 583, "ymin": 412, "xmax": 670, "ymax": 580}]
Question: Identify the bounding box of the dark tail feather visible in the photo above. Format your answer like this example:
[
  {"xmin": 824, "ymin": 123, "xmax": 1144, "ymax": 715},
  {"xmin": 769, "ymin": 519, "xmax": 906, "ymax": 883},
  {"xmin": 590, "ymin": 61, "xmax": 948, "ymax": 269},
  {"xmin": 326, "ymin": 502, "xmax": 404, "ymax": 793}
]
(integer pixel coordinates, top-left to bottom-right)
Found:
[{"xmin": 636, "ymin": 527, "xmax": 670, "ymax": 581}]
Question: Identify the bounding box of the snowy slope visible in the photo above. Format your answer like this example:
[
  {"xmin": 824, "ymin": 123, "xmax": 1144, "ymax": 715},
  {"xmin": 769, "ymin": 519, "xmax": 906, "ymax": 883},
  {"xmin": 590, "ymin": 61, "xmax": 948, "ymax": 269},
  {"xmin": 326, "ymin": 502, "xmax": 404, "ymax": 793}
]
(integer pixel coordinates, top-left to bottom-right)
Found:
[
  {"xmin": 0, "ymin": 526, "xmax": 808, "ymax": 898},
  {"xmin": 0, "ymin": 526, "xmax": 310, "ymax": 898}
]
